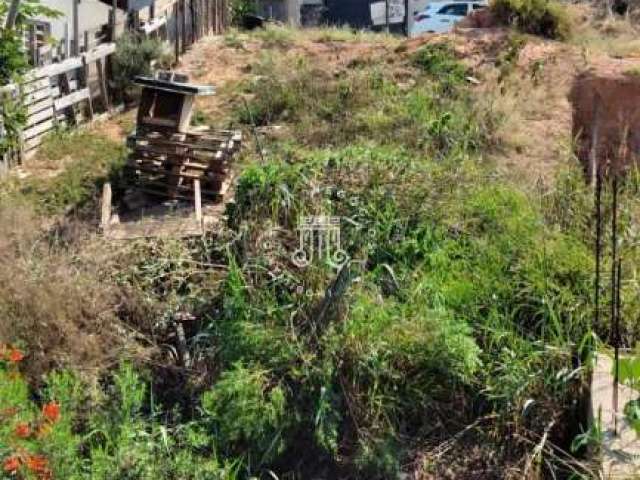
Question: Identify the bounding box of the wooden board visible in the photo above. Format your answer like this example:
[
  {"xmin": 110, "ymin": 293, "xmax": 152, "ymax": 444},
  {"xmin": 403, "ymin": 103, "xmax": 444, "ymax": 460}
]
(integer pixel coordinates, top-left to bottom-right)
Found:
[
  {"xmin": 141, "ymin": 16, "xmax": 167, "ymax": 34},
  {"xmin": 22, "ymin": 77, "xmax": 50, "ymax": 95},
  {"xmin": 83, "ymin": 43, "xmax": 116, "ymax": 63},
  {"xmin": 26, "ymin": 57, "xmax": 83, "ymax": 80},
  {"xmin": 27, "ymin": 97, "xmax": 53, "ymax": 116},
  {"xmin": 22, "ymin": 118, "xmax": 54, "ymax": 141},
  {"xmin": 54, "ymin": 88, "xmax": 90, "ymax": 111},
  {"xmin": 24, "ymin": 86, "xmax": 56, "ymax": 105},
  {"xmin": 26, "ymin": 107, "xmax": 54, "ymax": 127}
]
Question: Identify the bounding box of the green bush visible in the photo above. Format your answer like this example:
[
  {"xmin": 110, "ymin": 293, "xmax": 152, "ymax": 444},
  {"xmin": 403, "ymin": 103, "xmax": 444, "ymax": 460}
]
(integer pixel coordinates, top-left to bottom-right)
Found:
[
  {"xmin": 112, "ymin": 32, "xmax": 166, "ymax": 97},
  {"xmin": 491, "ymin": 0, "xmax": 573, "ymax": 40},
  {"xmin": 412, "ymin": 42, "xmax": 468, "ymax": 84},
  {"xmin": 230, "ymin": 0, "xmax": 257, "ymax": 25},
  {"xmin": 202, "ymin": 363, "xmax": 289, "ymax": 468},
  {"xmin": 0, "ymin": 358, "xmax": 243, "ymax": 480}
]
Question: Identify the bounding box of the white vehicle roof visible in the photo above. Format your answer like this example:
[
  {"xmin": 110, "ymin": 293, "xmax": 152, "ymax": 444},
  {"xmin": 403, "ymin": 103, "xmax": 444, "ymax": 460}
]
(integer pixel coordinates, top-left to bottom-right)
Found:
[{"xmin": 421, "ymin": 0, "xmax": 487, "ymax": 8}]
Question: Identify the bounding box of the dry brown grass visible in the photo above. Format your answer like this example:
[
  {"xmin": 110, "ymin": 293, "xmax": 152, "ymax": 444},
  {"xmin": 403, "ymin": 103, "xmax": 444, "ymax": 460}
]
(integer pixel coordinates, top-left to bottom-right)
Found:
[
  {"xmin": 571, "ymin": 5, "xmax": 640, "ymax": 58},
  {"xmin": 0, "ymin": 200, "xmax": 152, "ymax": 380}
]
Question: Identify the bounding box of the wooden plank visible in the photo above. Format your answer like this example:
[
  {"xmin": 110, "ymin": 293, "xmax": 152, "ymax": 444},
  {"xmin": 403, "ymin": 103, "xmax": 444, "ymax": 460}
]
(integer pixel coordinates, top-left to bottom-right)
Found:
[
  {"xmin": 137, "ymin": 184, "xmax": 220, "ymax": 199},
  {"xmin": 26, "ymin": 107, "xmax": 54, "ymax": 127},
  {"xmin": 101, "ymin": 182, "xmax": 112, "ymax": 231},
  {"xmin": 22, "ymin": 118, "xmax": 54, "ymax": 141},
  {"xmin": 96, "ymin": 58, "xmax": 110, "ymax": 110},
  {"xmin": 141, "ymin": 16, "xmax": 167, "ymax": 34},
  {"xmin": 22, "ymin": 77, "xmax": 50, "ymax": 95},
  {"xmin": 24, "ymin": 86, "xmax": 52, "ymax": 104},
  {"xmin": 130, "ymin": 155, "xmax": 220, "ymax": 171},
  {"xmin": 26, "ymin": 56, "xmax": 82, "ymax": 80},
  {"xmin": 129, "ymin": 164, "xmax": 224, "ymax": 181},
  {"xmin": 174, "ymin": 2, "xmax": 180, "ymax": 63},
  {"xmin": 82, "ymin": 43, "xmax": 116, "ymax": 64},
  {"xmin": 194, "ymin": 179, "xmax": 202, "ymax": 224},
  {"xmin": 26, "ymin": 97, "xmax": 53, "ymax": 115},
  {"xmin": 130, "ymin": 137, "xmax": 230, "ymax": 153},
  {"xmin": 54, "ymin": 87, "xmax": 90, "ymax": 111},
  {"xmin": 81, "ymin": 56, "xmax": 94, "ymax": 122}
]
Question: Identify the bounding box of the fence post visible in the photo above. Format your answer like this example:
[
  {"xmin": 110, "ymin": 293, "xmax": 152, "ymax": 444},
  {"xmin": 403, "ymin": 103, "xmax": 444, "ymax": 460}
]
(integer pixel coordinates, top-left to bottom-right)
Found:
[
  {"xmin": 110, "ymin": 0, "xmax": 118, "ymax": 41},
  {"xmin": 181, "ymin": 0, "xmax": 187, "ymax": 52},
  {"xmin": 73, "ymin": 0, "xmax": 79, "ymax": 56},
  {"xmin": 174, "ymin": 2, "xmax": 179, "ymax": 63}
]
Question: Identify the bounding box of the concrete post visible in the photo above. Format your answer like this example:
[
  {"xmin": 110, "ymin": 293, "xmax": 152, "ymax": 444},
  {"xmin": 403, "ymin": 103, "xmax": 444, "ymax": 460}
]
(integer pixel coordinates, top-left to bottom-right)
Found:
[{"xmin": 285, "ymin": 0, "xmax": 300, "ymax": 26}]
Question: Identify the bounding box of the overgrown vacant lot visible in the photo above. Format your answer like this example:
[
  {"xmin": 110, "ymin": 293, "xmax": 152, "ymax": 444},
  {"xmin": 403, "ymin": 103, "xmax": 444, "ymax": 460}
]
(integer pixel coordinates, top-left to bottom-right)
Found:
[{"xmin": 2, "ymin": 8, "xmax": 640, "ymax": 479}]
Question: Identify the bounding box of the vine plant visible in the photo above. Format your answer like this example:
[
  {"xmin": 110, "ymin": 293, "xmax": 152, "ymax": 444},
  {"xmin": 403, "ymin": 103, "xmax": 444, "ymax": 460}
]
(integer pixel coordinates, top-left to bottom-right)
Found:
[{"xmin": 0, "ymin": 0, "xmax": 60, "ymax": 158}]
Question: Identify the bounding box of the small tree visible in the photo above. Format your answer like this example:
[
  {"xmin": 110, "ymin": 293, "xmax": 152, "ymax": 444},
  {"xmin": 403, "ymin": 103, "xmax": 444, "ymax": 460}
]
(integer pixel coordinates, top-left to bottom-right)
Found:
[
  {"xmin": 230, "ymin": 0, "xmax": 258, "ymax": 25},
  {"xmin": 111, "ymin": 32, "xmax": 168, "ymax": 103}
]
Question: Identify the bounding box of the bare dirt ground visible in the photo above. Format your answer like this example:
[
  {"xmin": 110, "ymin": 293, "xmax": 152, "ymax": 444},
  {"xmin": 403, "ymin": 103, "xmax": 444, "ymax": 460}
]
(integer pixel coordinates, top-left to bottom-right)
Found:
[
  {"xmin": 14, "ymin": 14, "xmax": 640, "ymax": 188},
  {"xmin": 129, "ymin": 24, "xmax": 639, "ymax": 186}
]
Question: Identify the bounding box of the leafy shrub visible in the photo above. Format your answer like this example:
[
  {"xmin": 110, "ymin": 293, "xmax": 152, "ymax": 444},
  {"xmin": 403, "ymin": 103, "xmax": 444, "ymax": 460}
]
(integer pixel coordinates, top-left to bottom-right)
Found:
[
  {"xmin": 202, "ymin": 363, "xmax": 289, "ymax": 468},
  {"xmin": 0, "ymin": 355, "xmax": 243, "ymax": 479},
  {"xmin": 491, "ymin": 0, "xmax": 573, "ymax": 39},
  {"xmin": 230, "ymin": 0, "xmax": 257, "ymax": 25},
  {"xmin": 112, "ymin": 33, "xmax": 166, "ymax": 96},
  {"xmin": 412, "ymin": 42, "xmax": 468, "ymax": 84},
  {"xmin": 0, "ymin": 0, "xmax": 61, "ymax": 83},
  {"xmin": 0, "ymin": 30, "xmax": 28, "ymax": 84}
]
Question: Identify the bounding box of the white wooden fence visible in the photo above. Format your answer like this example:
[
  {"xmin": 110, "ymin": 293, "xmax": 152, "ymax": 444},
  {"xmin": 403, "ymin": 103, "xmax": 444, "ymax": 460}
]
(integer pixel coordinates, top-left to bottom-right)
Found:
[{"xmin": 0, "ymin": 42, "xmax": 115, "ymax": 173}]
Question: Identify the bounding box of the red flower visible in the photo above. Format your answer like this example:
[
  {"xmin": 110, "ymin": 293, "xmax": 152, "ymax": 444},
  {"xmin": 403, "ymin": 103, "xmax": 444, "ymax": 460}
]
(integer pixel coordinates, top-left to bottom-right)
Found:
[
  {"xmin": 42, "ymin": 402, "xmax": 60, "ymax": 423},
  {"xmin": 7, "ymin": 349, "xmax": 24, "ymax": 363},
  {"xmin": 26, "ymin": 455, "xmax": 48, "ymax": 474},
  {"xmin": 14, "ymin": 422, "xmax": 31, "ymax": 438},
  {"xmin": 3, "ymin": 456, "xmax": 20, "ymax": 472}
]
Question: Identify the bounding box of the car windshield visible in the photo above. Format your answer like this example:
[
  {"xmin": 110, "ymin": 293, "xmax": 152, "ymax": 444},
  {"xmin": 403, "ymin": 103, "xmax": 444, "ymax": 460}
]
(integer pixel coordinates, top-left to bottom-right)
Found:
[{"xmin": 436, "ymin": 3, "xmax": 469, "ymax": 15}]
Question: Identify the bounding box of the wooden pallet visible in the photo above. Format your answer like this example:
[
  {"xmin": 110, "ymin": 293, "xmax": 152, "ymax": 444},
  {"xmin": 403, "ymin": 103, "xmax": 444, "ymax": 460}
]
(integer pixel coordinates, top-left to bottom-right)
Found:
[
  {"xmin": 126, "ymin": 128, "xmax": 241, "ymax": 199},
  {"xmin": 101, "ymin": 174, "xmax": 236, "ymax": 240}
]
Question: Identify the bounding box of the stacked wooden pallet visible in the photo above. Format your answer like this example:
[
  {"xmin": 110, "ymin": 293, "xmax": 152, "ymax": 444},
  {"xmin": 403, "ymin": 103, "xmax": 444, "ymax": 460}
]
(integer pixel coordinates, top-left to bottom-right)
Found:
[{"xmin": 126, "ymin": 128, "xmax": 242, "ymax": 200}]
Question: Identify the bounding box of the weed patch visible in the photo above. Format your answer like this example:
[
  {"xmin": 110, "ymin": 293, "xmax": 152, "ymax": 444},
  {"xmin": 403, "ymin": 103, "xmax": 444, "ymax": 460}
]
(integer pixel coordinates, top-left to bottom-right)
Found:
[{"xmin": 492, "ymin": 0, "xmax": 574, "ymax": 39}]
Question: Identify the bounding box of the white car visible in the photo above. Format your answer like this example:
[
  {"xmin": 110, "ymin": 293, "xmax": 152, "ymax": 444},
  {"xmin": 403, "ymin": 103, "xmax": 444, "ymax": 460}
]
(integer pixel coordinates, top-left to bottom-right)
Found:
[{"xmin": 410, "ymin": 1, "xmax": 488, "ymax": 35}]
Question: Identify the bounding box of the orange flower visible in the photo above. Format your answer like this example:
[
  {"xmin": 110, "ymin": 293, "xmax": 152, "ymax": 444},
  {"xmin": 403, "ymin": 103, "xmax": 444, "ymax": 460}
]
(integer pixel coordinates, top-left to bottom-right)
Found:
[
  {"xmin": 26, "ymin": 455, "xmax": 48, "ymax": 474},
  {"xmin": 42, "ymin": 402, "xmax": 60, "ymax": 423},
  {"xmin": 7, "ymin": 349, "xmax": 24, "ymax": 363},
  {"xmin": 3, "ymin": 456, "xmax": 20, "ymax": 472},
  {"xmin": 14, "ymin": 422, "xmax": 31, "ymax": 438}
]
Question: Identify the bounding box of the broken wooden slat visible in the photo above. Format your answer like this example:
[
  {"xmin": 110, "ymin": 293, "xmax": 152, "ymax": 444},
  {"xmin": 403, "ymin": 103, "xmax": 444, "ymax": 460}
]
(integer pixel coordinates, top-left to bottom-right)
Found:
[
  {"xmin": 141, "ymin": 16, "xmax": 167, "ymax": 35},
  {"xmin": 82, "ymin": 43, "xmax": 116, "ymax": 64}
]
